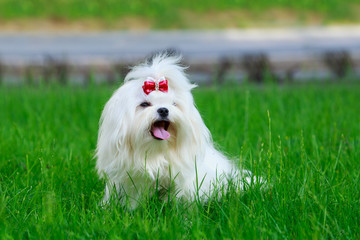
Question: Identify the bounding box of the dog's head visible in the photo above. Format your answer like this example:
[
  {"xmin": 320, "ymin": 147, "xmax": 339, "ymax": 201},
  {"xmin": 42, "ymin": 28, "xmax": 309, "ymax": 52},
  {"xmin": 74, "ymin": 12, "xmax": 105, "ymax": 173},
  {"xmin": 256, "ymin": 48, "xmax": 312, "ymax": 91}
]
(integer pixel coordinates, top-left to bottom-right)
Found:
[{"xmin": 96, "ymin": 52, "xmax": 211, "ymax": 170}]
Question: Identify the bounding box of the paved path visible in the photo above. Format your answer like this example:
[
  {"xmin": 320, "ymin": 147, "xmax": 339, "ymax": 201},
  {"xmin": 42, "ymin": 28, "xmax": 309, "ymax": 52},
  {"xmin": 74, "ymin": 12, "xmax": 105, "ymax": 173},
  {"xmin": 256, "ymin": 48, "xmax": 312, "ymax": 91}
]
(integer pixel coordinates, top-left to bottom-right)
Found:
[{"xmin": 1, "ymin": 26, "xmax": 360, "ymax": 66}]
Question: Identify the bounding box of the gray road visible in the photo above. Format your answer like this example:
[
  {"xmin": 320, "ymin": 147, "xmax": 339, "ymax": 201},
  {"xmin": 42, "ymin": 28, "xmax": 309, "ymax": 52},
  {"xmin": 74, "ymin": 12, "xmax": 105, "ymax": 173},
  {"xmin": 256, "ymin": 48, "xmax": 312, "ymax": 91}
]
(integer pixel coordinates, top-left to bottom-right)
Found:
[{"xmin": 1, "ymin": 25, "xmax": 360, "ymax": 66}]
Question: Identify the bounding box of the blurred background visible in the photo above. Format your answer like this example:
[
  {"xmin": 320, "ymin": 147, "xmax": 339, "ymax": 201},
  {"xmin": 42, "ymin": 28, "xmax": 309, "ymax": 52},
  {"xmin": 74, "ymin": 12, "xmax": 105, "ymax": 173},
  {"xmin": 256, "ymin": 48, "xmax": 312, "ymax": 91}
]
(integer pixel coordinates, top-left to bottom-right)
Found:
[{"xmin": 0, "ymin": 0, "xmax": 359, "ymax": 85}]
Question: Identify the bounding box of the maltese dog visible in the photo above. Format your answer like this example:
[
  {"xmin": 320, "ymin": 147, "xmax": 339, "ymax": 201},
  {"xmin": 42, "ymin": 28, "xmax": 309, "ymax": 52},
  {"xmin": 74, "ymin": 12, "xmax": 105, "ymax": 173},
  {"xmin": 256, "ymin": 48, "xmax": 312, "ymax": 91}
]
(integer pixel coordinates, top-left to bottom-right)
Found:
[{"xmin": 96, "ymin": 51, "xmax": 255, "ymax": 208}]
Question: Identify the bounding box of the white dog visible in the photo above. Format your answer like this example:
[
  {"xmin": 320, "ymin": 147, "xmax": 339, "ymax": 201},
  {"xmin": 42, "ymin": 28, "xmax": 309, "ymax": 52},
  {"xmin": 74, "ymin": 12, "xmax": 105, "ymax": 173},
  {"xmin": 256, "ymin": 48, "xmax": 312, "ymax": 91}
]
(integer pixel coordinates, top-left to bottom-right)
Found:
[{"xmin": 96, "ymin": 52, "xmax": 254, "ymax": 208}]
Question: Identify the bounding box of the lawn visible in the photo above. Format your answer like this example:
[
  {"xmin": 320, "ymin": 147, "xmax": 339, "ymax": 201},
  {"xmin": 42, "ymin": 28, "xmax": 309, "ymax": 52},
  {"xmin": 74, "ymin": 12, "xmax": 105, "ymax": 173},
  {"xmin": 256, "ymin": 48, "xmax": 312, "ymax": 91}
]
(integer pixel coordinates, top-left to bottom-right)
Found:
[
  {"xmin": 0, "ymin": 82, "xmax": 359, "ymax": 239},
  {"xmin": 0, "ymin": 0, "xmax": 359, "ymax": 29}
]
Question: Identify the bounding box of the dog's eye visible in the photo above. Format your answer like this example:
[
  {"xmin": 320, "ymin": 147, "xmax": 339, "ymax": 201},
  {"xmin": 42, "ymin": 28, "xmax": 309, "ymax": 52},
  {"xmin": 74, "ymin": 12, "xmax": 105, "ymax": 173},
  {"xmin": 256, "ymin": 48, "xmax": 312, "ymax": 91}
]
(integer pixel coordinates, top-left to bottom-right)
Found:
[
  {"xmin": 140, "ymin": 102, "xmax": 151, "ymax": 107},
  {"xmin": 173, "ymin": 102, "xmax": 177, "ymax": 106}
]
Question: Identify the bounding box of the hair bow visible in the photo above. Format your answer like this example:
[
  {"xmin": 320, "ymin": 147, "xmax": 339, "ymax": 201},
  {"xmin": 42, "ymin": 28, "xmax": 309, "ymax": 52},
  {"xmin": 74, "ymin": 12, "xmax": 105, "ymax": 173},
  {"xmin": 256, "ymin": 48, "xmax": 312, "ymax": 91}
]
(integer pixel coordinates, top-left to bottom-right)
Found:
[{"xmin": 142, "ymin": 76, "xmax": 168, "ymax": 95}]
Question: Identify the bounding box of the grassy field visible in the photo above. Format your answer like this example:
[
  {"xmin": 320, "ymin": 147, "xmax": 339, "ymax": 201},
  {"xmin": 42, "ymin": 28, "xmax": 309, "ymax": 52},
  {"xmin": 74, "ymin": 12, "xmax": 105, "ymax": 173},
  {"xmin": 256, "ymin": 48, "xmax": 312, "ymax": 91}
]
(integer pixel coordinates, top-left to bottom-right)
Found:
[
  {"xmin": 0, "ymin": 82, "xmax": 359, "ymax": 239},
  {"xmin": 0, "ymin": 0, "xmax": 359, "ymax": 29}
]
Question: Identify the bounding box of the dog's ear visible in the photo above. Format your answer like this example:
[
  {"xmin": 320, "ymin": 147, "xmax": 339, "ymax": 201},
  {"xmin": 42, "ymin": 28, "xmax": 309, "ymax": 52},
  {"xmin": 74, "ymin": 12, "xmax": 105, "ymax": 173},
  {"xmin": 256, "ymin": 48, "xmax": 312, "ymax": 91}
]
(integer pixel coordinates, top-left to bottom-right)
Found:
[
  {"xmin": 190, "ymin": 105, "xmax": 212, "ymax": 149},
  {"xmin": 95, "ymin": 87, "xmax": 132, "ymax": 176}
]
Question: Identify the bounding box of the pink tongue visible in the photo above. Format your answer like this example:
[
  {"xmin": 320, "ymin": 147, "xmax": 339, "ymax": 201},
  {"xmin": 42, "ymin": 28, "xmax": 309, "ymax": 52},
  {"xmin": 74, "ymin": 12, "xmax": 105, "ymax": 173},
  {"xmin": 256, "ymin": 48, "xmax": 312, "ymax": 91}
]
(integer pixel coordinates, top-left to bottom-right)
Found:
[{"xmin": 152, "ymin": 126, "xmax": 170, "ymax": 140}]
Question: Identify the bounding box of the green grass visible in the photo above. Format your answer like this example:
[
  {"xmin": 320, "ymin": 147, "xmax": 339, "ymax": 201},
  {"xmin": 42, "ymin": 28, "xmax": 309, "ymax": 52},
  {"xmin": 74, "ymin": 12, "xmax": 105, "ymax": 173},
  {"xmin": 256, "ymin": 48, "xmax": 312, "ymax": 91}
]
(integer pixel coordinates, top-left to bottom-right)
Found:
[
  {"xmin": 0, "ymin": 0, "xmax": 359, "ymax": 28},
  {"xmin": 1, "ymin": 82, "xmax": 360, "ymax": 239}
]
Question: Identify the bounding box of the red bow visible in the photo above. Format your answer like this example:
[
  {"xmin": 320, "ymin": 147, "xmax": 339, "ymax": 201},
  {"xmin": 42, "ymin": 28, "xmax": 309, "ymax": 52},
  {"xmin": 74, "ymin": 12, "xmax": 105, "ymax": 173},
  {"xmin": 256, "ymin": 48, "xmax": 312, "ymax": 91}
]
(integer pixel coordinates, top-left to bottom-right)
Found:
[{"xmin": 142, "ymin": 78, "xmax": 168, "ymax": 95}]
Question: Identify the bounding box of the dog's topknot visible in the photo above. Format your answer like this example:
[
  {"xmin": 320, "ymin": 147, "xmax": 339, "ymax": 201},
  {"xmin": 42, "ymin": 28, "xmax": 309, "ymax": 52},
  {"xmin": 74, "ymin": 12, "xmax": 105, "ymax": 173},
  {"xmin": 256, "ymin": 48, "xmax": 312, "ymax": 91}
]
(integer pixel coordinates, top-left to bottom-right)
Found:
[
  {"xmin": 124, "ymin": 49, "xmax": 195, "ymax": 93},
  {"xmin": 146, "ymin": 48, "xmax": 181, "ymax": 65}
]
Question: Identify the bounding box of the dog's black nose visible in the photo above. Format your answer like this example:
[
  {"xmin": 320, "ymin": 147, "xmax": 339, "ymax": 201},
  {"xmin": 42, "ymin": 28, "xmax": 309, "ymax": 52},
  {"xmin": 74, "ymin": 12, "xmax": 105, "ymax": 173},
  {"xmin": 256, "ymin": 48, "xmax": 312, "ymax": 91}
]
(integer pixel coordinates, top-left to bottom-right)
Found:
[{"xmin": 157, "ymin": 107, "xmax": 169, "ymax": 118}]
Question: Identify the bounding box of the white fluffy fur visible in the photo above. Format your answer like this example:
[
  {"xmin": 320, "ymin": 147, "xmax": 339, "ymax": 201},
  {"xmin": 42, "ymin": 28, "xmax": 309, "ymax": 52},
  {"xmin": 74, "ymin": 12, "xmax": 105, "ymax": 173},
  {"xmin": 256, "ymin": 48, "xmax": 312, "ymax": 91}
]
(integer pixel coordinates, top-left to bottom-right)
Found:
[{"xmin": 96, "ymin": 53, "xmax": 251, "ymax": 208}]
